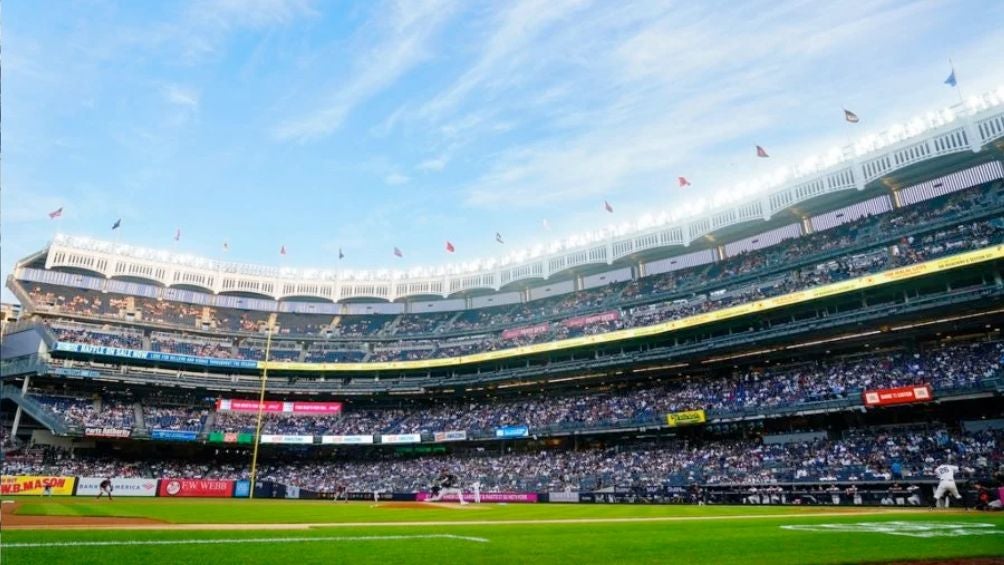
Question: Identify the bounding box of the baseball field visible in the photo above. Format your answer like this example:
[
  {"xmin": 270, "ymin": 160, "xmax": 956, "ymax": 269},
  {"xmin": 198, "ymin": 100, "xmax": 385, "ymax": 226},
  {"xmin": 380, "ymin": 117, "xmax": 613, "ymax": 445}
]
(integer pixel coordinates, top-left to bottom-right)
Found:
[{"xmin": 1, "ymin": 498, "xmax": 1002, "ymax": 564}]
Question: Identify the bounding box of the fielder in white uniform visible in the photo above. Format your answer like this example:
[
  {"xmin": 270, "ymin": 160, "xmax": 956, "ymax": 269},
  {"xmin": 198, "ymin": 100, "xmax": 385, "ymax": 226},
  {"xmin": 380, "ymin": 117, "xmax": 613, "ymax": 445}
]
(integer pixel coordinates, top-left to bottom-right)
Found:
[{"xmin": 933, "ymin": 464, "xmax": 962, "ymax": 508}]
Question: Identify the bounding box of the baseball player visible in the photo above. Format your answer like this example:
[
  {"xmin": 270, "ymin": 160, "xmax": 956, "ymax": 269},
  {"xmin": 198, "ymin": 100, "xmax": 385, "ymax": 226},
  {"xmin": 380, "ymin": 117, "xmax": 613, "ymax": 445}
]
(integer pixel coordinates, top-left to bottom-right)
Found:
[
  {"xmin": 332, "ymin": 482, "xmax": 349, "ymax": 503},
  {"xmin": 933, "ymin": 463, "xmax": 962, "ymax": 508},
  {"xmin": 427, "ymin": 469, "xmax": 466, "ymax": 504},
  {"xmin": 96, "ymin": 478, "xmax": 114, "ymax": 501}
]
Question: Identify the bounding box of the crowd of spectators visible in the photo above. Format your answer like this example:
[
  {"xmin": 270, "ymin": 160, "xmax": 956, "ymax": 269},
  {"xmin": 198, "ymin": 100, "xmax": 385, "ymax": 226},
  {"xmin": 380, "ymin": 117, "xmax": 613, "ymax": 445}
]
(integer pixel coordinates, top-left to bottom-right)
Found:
[
  {"xmin": 8, "ymin": 425, "xmax": 1000, "ymax": 494},
  {"xmin": 48, "ymin": 321, "xmax": 144, "ymax": 350},
  {"xmin": 31, "ymin": 393, "xmax": 135, "ymax": 430},
  {"xmin": 195, "ymin": 340, "xmax": 1003, "ymax": 437},
  {"xmin": 143, "ymin": 405, "xmax": 208, "ymax": 432}
]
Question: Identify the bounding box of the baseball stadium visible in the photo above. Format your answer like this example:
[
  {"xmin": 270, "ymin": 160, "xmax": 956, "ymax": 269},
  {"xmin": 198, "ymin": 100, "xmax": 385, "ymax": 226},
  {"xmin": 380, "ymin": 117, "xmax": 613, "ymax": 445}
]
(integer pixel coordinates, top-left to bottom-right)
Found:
[{"xmin": 3, "ymin": 2, "xmax": 1004, "ymax": 564}]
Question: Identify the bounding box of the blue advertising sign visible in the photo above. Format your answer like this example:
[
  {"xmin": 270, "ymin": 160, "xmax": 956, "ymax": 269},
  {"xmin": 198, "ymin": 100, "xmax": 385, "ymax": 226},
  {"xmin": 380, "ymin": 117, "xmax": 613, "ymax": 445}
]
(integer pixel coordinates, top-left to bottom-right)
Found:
[
  {"xmin": 151, "ymin": 429, "xmax": 199, "ymax": 442},
  {"xmin": 234, "ymin": 480, "xmax": 251, "ymax": 498},
  {"xmin": 495, "ymin": 425, "xmax": 529, "ymax": 438},
  {"xmin": 54, "ymin": 342, "xmax": 258, "ymax": 370}
]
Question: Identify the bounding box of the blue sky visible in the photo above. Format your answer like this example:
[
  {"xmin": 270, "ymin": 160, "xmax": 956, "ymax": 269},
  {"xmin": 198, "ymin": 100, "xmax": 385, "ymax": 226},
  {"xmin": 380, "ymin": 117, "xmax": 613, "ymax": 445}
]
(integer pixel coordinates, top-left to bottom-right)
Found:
[{"xmin": 3, "ymin": 0, "xmax": 1004, "ymax": 302}]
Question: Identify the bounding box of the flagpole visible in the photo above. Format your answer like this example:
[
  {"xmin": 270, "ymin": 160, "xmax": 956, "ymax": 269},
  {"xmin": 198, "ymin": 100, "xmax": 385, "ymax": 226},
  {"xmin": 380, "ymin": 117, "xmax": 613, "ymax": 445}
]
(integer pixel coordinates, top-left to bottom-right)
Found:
[{"xmin": 949, "ymin": 58, "xmax": 964, "ymax": 105}]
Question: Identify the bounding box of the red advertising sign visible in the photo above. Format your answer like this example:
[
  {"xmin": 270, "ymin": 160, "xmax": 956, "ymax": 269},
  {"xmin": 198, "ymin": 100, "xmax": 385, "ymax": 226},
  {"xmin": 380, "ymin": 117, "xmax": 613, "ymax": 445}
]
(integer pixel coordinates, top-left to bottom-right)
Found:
[
  {"xmin": 501, "ymin": 323, "xmax": 550, "ymax": 340},
  {"xmin": 416, "ymin": 492, "xmax": 538, "ymax": 503},
  {"xmin": 158, "ymin": 478, "xmax": 234, "ymax": 498},
  {"xmin": 290, "ymin": 402, "xmax": 342, "ymax": 414},
  {"xmin": 862, "ymin": 384, "xmax": 933, "ymax": 407},
  {"xmin": 85, "ymin": 427, "xmax": 132, "ymax": 438},
  {"xmin": 216, "ymin": 399, "xmax": 342, "ymax": 415},
  {"xmin": 563, "ymin": 310, "xmax": 620, "ymax": 329}
]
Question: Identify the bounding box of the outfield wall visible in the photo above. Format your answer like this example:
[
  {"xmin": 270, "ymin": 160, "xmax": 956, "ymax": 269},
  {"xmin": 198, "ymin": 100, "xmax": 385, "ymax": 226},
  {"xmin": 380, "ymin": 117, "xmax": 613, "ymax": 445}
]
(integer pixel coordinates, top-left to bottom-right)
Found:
[{"xmin": 3, "ymin": 476, "xmax": 987, "ymax": 508}]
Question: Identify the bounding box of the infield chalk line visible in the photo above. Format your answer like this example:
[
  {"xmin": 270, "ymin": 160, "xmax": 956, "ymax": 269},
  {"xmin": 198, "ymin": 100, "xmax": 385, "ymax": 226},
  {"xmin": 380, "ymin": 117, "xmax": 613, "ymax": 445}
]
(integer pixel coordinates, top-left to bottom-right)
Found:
[
  {"xmin": 2, "ymin": 508, "xmax": 931, "ymax": 531},
  {"xmin": 1, "ymin": 534, "xmax": 490, "ymax": 549}
]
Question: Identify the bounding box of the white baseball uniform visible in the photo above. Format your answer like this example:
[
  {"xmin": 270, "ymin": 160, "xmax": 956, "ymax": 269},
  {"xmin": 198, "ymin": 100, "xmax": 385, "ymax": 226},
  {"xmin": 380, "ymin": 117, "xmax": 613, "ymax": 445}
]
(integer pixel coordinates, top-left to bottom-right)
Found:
[{"xmin": 933, "ymin": 464, "xmax": 961, "ymax": 507}]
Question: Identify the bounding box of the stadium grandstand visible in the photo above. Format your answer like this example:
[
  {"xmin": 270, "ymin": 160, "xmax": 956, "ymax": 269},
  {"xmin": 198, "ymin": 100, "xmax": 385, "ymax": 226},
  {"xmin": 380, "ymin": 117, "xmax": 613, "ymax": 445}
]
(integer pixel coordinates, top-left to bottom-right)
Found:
[{"xmin": 2, "ymin": 91, "xmax": 1004, "ymax": 508}]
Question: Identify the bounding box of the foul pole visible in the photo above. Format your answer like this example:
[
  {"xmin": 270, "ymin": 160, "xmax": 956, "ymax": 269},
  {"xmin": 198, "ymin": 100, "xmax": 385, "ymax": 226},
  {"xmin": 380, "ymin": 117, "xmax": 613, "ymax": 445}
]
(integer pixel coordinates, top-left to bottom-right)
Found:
[{"xmin": 248, "ymin": 324, "xmax": 274, "ymax": 499}]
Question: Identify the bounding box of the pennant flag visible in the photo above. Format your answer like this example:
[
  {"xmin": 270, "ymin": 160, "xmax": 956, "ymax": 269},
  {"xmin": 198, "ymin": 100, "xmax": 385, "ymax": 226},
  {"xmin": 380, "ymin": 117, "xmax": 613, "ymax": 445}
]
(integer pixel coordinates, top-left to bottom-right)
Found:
[
  {"xmin": 944, "ymin": 69, "xmax": 957, "ymax": 87},
  {"xmin": 756, "ymin": 145, "xmax": 770, "ymax": 158},
  {"xmin": 604, "ymin": 200, "xmax": 614, "ymax": 213},
  {"xmin": 445, "ymin": 241, "xmax": 455, "ymax": 253},
  {"xmin": 280, "ymin": 245, "xmax": 287, "ymax": 256},
  {"xmin": 48, "ymin": 207, "xmax": 63, "ymax": 219},
  {"xmin": 678, "ymin": 176, "xmax": 691, "ymax": 188},
  {"xmin": 223, "ymin": 241, "xmax": 230, "ymax": 252},
  {"xmin": 496, "ymin": 232, "xmax": 504, "ymax": 244},
  {"xmin": 112, "ymin": 218, "xmax": 121, "ymax": 230},
  {"xmin": 174, "ymin": 228, "xmax": 181, "ymax": 241},
  {"xmin": 338, "ymin": 248, "xmax": 345, "ymax": 260},
  {"xmin": 542, "ymin": 219, "xmax": 550, "ymax": 231},
  {"xmin": 843, "ymin": 109, "xmax": 860, "ymax": 123},
  {"xmin": 393, "ymin": 247, "xmax": 404, "ymax": 258}
]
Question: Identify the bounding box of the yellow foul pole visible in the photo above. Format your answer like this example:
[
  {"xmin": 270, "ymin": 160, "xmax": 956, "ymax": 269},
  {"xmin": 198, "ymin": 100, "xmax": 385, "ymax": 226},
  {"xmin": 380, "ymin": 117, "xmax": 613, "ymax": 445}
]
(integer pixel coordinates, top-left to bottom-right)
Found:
[{"xmin": 248, "ymin": 324, "xmax": 274, "ymax": 500}]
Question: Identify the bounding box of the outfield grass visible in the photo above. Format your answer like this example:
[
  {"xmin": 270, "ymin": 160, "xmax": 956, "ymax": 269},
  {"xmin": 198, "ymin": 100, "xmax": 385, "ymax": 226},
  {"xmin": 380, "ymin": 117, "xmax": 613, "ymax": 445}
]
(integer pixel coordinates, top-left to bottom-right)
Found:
[{"xmin": 2, "ymin": 499, "xmax": 1002, "ymax": 564}]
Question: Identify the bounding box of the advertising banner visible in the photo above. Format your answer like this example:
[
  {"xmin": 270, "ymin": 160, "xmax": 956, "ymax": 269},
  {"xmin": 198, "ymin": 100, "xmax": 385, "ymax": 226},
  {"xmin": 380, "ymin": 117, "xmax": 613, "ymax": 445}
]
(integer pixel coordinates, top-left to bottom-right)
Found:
[
  {"xmin": 216, "ymin": 399, "xmax": 342, "ymax": 415},
  {"xmin": 85, "ymin": 427, "xmax": 132, "ymax": 438},
  {"xmin": 548, "ymin": 491, "xmax": 581, "ymax": 503},
  {"xmin": 495, "ymin": 425, "xmax": 529, "ymax": 438},
  {"xmin": 863, "ymin": 384, "xmax": 933, "ymax": 407},
  {"xmin": 158, "ymin": 478, "xmax": 235, "ymax": 498},
  {"xmin": 321, "ymin": 435, "xmax": 374, "ymax": 445},
  {"xmin": 76, "ymin": 477, "xmax": 158, "ymax": 497},
  {"xmin": 380, "ymin": 434, "xmax": 421, "ymax": 444},
  {"xmin": 151, "ymin": 429, "xmax": 199, "ymax": 442},
  {"xmin": 208, "ymin": 431, "xmax": 254, "ymax": 444},
  {"xmin": 415, "ymin": 492, "xmax": 538, "ymax": 503},
  {"xmin": 0, "ymin": 475, "xmax": 76, "ymax": 495},
  {"xmin": 234, "ymin": 480, "xmax": 251, "ymax": 498},
  {"xmin": 52, "ymin": 342, "xmax": 258, "ymax": 369},
  {"xmin": 563, "ymin": 310, "xmax": 620, "ymax": 329},
  {"xmin": 665, "ymin": 409, "xmax": 707, "ymax": 427},
  {"xmin": 433, "ymin": 430, "xmax": 468, "ymax": 443},
  {"xmin": 259, "ymin": 434, "xmax": 314, "ymax": 445},
  {"xmin": 290, "ymin": 402, "xmax": 343, "ymax": 415},
  {"xmin": 501, "ymin": 323, "xmax": 551, "ymax": 340}
]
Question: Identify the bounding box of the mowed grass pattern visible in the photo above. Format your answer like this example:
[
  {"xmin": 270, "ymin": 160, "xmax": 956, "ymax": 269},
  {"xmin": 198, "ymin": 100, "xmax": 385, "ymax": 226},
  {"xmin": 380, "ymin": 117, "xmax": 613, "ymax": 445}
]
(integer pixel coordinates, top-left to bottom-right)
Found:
[{"xmin": 2, "ymin": 499, "xmax": 1003, "ymax": 564}]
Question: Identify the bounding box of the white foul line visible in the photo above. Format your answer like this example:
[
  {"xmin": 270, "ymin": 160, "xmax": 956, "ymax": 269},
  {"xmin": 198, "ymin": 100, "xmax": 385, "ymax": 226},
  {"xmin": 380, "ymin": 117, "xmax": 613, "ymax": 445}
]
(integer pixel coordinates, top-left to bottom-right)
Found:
[{"xmin": 1, "ymin": 534, "xmax": 490, "ymax": 549}]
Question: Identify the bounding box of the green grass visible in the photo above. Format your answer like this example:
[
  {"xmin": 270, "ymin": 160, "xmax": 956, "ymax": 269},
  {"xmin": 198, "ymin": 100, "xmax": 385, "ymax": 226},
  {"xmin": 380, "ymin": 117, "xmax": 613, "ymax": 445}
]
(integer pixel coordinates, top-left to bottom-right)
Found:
[{"xmin": 2, "ymin": 498, "xmax": 1003, "ymax": 564}]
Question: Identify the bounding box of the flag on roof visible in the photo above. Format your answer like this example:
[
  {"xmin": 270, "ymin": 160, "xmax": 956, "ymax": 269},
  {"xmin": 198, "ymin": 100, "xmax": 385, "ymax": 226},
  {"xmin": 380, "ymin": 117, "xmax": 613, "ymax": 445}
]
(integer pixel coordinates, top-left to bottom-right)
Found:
[
  {"xmin": 944, "ymin": 68, "xmax": 957, "ymax": 87},
  {"xmin": 446, "ymin": 241, "xmax": 455, "ymax": 253},
  {"xmin": 223, "ymin": 241, "xmax": 230, "ymax": 252},
  {"xmin": 756, "ymin": 145, "xmax": 770, "ymax": 158},
  {"xmin": 393, "ymin": 247, "xmax": 403, "ymax": 258},
  {"xmin": 48, "ymin": 207, "xmax": 63, "ymax": 219},
  {"xmin": 112, "ymin": 218, "xmax": 121, "ymax": 230},
  {"xmin": 844, "ymin": 109, "xmax": 860, "ymax": 123},
  {"xmin": 678, "ymin": 177, "xmax": 691, "ymax": 188},
  {"xmin": 604, "ymin": 200, "xmax": 614, "ymax": 213},
  {"xmin": 174, "ymin": 228, "xmax": 181, "ymax": 241},
  {"xmin": 338, "ymin": 248, "xmax": 344, "ymax": 260},
  {"xmin": 496, "ymin": 232, "xmax": 504, "ymax": 244},
  {"xmin": 280, "ymin": 245, "xmax": 287, "ymax": 256}
]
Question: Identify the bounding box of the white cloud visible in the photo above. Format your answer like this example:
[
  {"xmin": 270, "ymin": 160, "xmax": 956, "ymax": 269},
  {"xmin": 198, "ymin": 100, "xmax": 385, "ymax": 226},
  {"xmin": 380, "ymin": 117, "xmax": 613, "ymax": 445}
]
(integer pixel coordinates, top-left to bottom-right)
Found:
[
  {"xmin": 164, "ymin": 84, "xmax": 200, "ymax": 108},
  {"xmin": 385, "ymin": 172, "xmax": 411, "ymax": 185},
  {"xmin": 417, "ymin": 156, "xmax": 448, "ymax": 172},
  {"xmin": 273, "ymin": 0, "xmax": 458, "ymax": 141}
]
